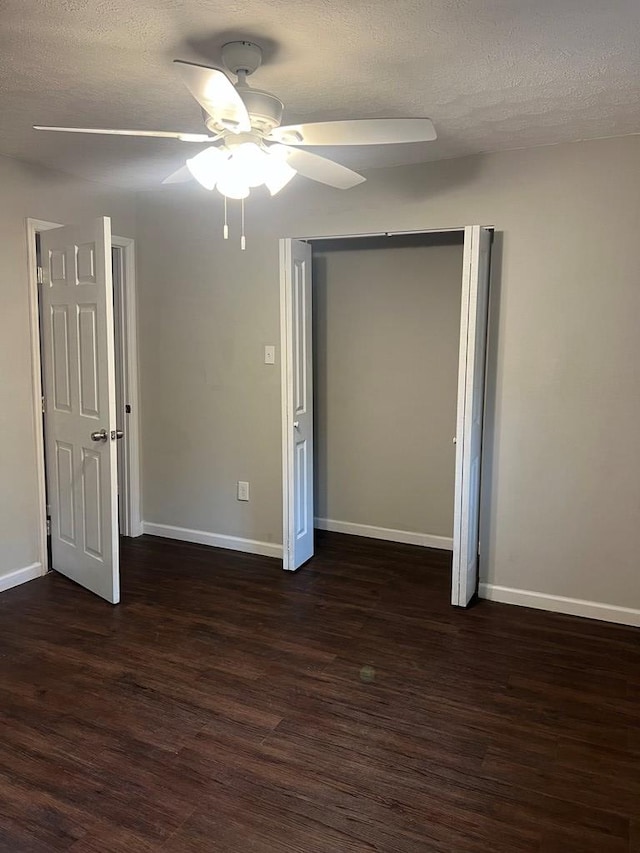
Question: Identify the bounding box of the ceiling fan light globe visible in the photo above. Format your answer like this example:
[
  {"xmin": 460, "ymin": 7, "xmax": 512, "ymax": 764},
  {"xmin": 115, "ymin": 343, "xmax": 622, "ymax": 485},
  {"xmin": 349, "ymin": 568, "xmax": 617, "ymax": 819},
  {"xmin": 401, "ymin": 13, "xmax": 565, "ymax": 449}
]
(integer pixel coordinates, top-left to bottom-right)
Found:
[
  {"xmin": 215, "ymin": 175, "xmax": 250, "ymax": 200},
  {"xmin": 186, "ymin": 146, "xmax": 227, "ymax": 190},
  {"xmin": 264, "ymin": 159, "xmax": 297, "ymax": 196},
  {"xmin": 229, "ymin": 143, "xmax": 269, "ymax": 187}
]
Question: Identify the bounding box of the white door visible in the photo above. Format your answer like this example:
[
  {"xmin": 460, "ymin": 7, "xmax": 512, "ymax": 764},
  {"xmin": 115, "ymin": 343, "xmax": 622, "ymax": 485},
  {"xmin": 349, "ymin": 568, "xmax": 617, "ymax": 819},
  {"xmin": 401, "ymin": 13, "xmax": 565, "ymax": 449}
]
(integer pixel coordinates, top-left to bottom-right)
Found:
[
  {"xmin": 452, "ymin": 226, "xmax": 492, "ymax": 606},
  {"xmin": 41, "ymin": 217, "xmax": 120, "ymax": 604},
  {"xmin": 280, "ymin": 238, "xmax": 314, "ymax": 570}
]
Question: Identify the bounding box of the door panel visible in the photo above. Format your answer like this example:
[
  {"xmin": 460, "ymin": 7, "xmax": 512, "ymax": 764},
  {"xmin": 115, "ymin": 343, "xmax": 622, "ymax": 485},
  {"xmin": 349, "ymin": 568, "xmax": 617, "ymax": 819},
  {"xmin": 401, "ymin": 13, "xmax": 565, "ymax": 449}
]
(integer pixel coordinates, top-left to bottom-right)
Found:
[
  {"xmin": 55, "ymin": 441, "xmax": 75, "ymax": 543},
  {"xmin": 452, "ymin": 225, "xmax": 492, "ymax": 606},
  {"xmin": 281, "ymin": 238, "xmax": 314, "ymax": 570},
  {"xmin": 51, "ymin": 306, "xmax": 72, "ymax": 410},
  {"xmin": 41, "ymin": 217, "xmax": 120, "ymax": 603},
  {"xmin": 78, "ymin": 303, "xmax": 100, "ymax": 417}
]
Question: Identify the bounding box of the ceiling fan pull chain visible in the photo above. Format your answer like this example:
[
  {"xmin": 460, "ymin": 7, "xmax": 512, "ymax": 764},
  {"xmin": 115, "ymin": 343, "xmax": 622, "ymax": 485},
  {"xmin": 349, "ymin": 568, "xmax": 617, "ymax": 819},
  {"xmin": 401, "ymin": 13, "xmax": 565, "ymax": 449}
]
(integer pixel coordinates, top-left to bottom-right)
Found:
[
  {"xmin": 241, "ymin": 197, "xmax": 246, "ymax": 250},
  {"xmin": 223, "ymin": 196, "xmax": 229, "ymax": 240}
]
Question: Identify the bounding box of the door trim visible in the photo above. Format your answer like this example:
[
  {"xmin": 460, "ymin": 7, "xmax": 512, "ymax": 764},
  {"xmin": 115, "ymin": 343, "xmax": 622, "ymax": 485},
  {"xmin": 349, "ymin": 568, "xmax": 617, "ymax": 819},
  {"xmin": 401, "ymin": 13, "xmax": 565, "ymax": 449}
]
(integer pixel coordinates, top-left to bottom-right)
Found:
[
  {"xmin": 111, "ymin": 237, "xmax": 143, "ymax": 537},
  {"xmin": 26, "ymin": 218, "xmax": 62, "ymax": 577},
  {"xmin": 26, "ymin": 218, "xmax": 141, "ymax": 576}
]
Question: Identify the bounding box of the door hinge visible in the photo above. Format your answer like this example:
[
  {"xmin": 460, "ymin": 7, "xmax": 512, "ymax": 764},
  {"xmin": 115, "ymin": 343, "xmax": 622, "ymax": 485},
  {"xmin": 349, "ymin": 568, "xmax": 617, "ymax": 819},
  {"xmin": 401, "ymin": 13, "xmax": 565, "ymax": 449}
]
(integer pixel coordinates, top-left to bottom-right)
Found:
[
  {"xmin": 46, "ymin": 516, "xmax": 51, "ymax": 536},
  {"xmin": 125, "ymin": 404, "xmax": 131, "ymax": 414},
  {"xmin": 37, "ymin": 265, "xmax": 44, "ymax": 285},
  {"xmin": 41, "ymin": 396, "xmax": 46, "ymax": 413}
]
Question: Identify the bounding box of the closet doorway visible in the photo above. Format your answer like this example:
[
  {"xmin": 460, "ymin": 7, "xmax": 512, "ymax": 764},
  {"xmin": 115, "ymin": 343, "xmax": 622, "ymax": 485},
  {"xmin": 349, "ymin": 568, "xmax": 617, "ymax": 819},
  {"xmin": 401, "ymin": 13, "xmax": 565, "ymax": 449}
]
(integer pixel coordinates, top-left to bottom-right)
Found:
[{"xmin": 280, "ymin": 226, "xmax": 492, "ymax": 606}]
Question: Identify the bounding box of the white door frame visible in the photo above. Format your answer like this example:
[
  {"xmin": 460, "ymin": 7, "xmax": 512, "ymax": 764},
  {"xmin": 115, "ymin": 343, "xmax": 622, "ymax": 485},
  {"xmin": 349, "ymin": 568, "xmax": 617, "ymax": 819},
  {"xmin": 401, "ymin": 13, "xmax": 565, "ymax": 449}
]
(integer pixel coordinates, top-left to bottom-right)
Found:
[
  {"xmin": 111, "ymin": 236, "xmax": 143, "ymax": 538},
  {"xmin": 280, "ymin": 225, "xmax": 493, "ymax": 598},
  {"xmin": 25, "ymin": 217, "xmax": 142, "ymax": 575}
]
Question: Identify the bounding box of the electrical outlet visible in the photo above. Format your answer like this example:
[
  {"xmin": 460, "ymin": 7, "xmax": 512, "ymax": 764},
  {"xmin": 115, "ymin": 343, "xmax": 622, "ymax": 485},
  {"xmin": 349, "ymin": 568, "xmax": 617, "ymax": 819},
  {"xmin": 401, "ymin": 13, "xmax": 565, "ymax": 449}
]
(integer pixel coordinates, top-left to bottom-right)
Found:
[
  {"xmin": 237, "ymin": 481, "xmax": 250, "ymax": 501},
  {"xmin": 264, "ymin": 345, "xmax": 276, "ymax": 365}
]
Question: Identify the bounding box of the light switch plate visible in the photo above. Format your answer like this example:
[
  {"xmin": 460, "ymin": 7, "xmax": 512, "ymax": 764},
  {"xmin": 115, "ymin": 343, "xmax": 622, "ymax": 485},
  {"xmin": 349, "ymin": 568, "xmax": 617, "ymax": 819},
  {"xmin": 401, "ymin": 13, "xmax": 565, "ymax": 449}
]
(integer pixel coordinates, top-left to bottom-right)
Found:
[
  {"xmin": 237, "ymin": 481, "xmax": 250, "ymax": 501},
  {"xmin": 264, "ymin": 345, "xmax": 276, "ymax": 365}
]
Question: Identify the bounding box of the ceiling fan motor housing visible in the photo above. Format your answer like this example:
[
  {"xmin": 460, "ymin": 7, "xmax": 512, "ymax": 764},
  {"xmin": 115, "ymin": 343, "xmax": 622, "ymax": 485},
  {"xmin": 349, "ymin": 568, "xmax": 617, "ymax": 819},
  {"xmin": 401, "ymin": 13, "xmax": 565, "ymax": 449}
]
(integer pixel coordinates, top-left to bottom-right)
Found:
[
  {"xmin": 241, "ymin": 89, "xmax": 284, "ymax": 134},
  {"xmin": 203, "ymin": 88, "xmax": 283, "ymax": 136}
]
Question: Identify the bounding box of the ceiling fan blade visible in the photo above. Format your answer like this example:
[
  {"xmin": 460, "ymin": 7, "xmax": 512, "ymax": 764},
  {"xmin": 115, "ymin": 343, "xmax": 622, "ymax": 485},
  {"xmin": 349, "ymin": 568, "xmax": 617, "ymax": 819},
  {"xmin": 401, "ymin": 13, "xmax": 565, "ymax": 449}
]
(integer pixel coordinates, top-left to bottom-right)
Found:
[
  {"xmin": 33, "ymin": 126, "xmax": 213, "ymax": 142},
  {"xmin": 267, "ymin": 118, "xmax": 437, "ymax": 146},
  {"xmin": 162, "ymin": 165, "xmax": 193, "ymax": 184},
  {"xmin": 173, "ymin": 60, "xmax": 251, "ymax": 133},
  {"xmin": 269, "ymin": 144, "xmax": 365, "ymax": 190}
]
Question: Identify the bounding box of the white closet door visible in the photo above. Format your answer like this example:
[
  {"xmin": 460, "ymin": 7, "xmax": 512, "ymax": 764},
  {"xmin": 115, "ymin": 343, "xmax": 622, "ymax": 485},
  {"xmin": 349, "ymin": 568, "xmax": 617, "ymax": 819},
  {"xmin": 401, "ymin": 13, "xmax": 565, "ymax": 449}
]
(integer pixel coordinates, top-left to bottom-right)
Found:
[
  {"xmin": 280, "ymin": 238, "xmax": 314, "ymax": 570},
  {"xmin": 41, "ymin": 217, "xmax": 120, "ymax": 604},
  {"xmin": 452, "ymin": 226, "xmax": 492, "ymax": 606}
]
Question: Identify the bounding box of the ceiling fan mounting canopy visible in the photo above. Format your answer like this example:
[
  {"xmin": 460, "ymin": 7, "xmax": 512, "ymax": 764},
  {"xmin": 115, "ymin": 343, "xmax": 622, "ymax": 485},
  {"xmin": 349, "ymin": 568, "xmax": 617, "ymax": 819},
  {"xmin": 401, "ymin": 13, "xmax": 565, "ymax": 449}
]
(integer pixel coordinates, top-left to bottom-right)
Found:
[{"xmin": 221, "ymin": 41, "xmax": 263, "ymax": 77}]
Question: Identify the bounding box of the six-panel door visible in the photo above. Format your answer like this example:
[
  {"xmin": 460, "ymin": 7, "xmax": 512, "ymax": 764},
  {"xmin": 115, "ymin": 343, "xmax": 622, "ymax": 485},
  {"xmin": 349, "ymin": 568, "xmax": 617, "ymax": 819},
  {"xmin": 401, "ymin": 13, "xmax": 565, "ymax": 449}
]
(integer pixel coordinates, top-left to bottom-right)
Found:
[{"xmin": 41, "ymin": 217, "xmax": 120, "ymax": 603}]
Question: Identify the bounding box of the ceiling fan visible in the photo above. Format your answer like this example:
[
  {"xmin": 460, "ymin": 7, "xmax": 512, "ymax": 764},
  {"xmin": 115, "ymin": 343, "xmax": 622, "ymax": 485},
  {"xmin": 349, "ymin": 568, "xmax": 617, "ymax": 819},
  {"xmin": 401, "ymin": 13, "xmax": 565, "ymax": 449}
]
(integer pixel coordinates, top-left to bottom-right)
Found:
[
  {"xmin": 35, "ymin": 40, "xmax": 436, "ymax": 193},
  {"xmin": 34, "ymin": 40, "xmax": 436, "ymax": 245}
]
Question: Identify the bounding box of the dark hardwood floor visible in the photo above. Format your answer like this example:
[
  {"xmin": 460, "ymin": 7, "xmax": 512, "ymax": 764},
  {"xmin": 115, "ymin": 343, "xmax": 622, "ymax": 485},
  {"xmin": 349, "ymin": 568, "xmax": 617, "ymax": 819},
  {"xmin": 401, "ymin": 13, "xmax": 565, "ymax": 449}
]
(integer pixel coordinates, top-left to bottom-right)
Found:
[{"xmin": 0, "ymin": 531, "xmax": 638, "ymax": 852}]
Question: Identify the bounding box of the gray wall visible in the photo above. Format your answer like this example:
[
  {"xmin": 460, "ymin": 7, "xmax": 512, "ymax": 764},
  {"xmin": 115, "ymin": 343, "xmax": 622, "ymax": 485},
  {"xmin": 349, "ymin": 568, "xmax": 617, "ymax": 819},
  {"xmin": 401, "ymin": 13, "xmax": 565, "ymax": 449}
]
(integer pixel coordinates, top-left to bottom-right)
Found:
[
  {"xmin": 135, "ymin": 134, "xmax": 640, "ymax": 611},
  {"xmin": 135, "ymin": 220, "xmax": 282, "ymax": 545},
  {"xmin": 313, "ymin": 237, "xmax": 463, "ymax": 538},
  {"xmin": 0, "ymin": 154, "xmax": 135, "ymax": 584}
]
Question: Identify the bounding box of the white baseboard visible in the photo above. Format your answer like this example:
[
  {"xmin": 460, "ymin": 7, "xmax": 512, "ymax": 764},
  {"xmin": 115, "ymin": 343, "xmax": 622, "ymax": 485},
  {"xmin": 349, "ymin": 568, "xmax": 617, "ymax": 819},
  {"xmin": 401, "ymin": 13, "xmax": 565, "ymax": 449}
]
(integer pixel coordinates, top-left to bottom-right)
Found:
[
  {"xmin": 314, "ymin": 518, "xmax": 453, "ymax": 551},
  {"xmin": 479, "ymin": 583, "xmax": 640, "ymax": 628},
  {"xmin": 0, "ymin": 562, "xmax": 44, "ymax": 594},
  {"xmin": 142, "ymin": 522, "xmax": 283, "ymax": 560}
]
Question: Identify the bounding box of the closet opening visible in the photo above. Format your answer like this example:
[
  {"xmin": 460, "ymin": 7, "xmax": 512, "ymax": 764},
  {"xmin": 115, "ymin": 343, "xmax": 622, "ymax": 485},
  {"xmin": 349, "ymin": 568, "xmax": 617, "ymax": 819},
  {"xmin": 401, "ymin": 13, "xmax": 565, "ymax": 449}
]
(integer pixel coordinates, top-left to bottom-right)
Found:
[
  {"xmin": 280, "ymin": 226, "xmax": 492, "ymax": 606},
  {"xmin": 311, "ymin": 231, "xmax": 464, "ymax": 555}
]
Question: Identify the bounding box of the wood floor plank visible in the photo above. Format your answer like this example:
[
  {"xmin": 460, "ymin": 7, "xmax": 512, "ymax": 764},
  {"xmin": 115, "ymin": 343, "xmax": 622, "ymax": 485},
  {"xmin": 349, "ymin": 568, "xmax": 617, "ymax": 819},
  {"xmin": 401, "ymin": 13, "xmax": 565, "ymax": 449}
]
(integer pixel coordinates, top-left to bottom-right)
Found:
[
  {"xmin": 0, "ymin": 530, "xmax": 638, "ymax": 852},
  {"xmin": 67, "ymin": 826, "xmax": 159, "ymax": 853},
  {"xmin": 539, "ymin": 824, "xmax": 629, "ymax": 853}
]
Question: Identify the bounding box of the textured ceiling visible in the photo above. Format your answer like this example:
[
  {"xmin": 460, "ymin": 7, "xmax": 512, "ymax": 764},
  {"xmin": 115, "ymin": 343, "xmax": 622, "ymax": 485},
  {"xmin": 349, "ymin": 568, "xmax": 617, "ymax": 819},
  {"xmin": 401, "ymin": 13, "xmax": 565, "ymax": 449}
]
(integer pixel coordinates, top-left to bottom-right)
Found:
[{"xmin": 1, "ymin": 0, "xmax": 639, "ymax": 188}]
